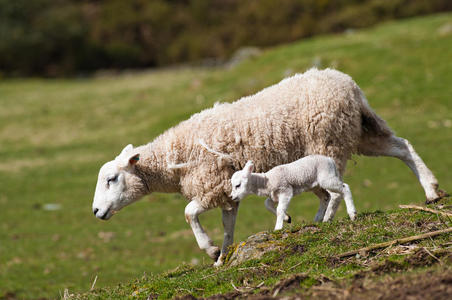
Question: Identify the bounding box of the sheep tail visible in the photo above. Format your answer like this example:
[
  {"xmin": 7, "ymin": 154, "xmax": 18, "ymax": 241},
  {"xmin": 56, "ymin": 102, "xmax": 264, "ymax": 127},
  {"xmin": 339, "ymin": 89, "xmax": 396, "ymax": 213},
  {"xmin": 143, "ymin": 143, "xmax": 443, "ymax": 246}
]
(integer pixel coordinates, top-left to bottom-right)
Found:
[{"xmin": 358, "ymin": 89, "xmax": 393, "ymax": 138}]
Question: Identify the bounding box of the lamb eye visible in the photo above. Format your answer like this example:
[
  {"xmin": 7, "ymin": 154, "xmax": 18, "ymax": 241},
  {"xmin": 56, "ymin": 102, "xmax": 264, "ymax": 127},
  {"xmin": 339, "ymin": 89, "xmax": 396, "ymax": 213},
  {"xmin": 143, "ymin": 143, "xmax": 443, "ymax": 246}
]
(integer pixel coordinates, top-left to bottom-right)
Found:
[{"xmin": 235, "ymin": 183, "xmax": 241, "ymax": 188}]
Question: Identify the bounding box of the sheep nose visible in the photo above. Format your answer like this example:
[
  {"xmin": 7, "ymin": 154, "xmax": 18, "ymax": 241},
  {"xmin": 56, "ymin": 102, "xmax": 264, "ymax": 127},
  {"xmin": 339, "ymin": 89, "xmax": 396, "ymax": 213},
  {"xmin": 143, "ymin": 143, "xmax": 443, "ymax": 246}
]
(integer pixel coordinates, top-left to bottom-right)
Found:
[{"xmin": 93, "ymin": 208, "xmax": 99, "ymax": 216}]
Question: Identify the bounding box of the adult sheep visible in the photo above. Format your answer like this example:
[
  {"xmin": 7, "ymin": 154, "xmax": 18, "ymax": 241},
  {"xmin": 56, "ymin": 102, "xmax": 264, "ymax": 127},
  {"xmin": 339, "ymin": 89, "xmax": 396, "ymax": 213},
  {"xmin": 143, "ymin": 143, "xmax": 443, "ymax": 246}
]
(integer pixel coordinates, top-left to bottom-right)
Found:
[{"xmin": 92, "ymin": 68, "xmax": 445, "ymax": 266}]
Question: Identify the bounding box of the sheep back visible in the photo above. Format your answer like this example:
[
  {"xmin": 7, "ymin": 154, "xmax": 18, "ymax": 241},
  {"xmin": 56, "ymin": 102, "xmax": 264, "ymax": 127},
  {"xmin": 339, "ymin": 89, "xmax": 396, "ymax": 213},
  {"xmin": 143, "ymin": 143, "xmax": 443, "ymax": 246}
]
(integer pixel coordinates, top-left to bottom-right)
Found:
[{"xmin": 156, "ymin": 68, "xmax": 380, "ymax": 209}]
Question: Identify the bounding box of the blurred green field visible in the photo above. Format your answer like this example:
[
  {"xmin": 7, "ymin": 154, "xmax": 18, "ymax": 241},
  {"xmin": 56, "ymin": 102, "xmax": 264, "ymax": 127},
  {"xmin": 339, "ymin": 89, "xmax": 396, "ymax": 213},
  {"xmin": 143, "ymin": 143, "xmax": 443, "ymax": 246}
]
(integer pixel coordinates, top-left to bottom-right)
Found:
[{"xmin": 1, "ymin": 13, "xmax": 451, "ymax": 299}]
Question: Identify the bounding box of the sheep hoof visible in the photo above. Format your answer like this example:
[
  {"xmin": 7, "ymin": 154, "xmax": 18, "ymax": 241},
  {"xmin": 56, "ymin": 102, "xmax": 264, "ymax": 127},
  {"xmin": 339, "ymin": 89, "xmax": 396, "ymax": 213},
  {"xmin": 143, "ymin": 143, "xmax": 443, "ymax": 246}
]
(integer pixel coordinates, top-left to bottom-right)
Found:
[
  {"xmin": 438, "ymin": 189, "xmax": 449, "ymax": 198},
  {"xmin": 213, "ymin": 260, "xmax": 223, "ymax": 268},
  {"xmin": 425, "ymin": 189, "xmax": 449, "ymax": 204},
  {"xmin": 213, "ymin": 253, "xmax": 225, "ymax": 268},
  {"xmin": 207, "ymin": 246, "xmax": 221, "ymax": 261}
]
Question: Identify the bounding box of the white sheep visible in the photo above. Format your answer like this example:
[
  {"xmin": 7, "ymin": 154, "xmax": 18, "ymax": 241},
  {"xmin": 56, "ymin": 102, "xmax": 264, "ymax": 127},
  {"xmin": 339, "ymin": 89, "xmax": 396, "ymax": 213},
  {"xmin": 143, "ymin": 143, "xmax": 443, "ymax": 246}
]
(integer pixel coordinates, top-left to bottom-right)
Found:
[
  {"xmin": 230, "ymin": 157, "xmax": 356, "ymax": 230},
  {"xmin": 92, "ymin": 68, "xmax": 445, "ymax": 266}
]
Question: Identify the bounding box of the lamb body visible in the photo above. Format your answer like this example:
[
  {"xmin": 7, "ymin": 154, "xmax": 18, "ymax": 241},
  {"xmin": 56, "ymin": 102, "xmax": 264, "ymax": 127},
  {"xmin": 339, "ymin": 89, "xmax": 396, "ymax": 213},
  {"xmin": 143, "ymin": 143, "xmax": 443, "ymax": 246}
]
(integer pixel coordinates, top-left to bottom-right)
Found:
[
  {"xmin": 92, "ymin": 68, "xmax": 444, "ymax": 266},
  {"xmin": 230, "ymin": 156, "xmax": 356, "ymax": 231}
]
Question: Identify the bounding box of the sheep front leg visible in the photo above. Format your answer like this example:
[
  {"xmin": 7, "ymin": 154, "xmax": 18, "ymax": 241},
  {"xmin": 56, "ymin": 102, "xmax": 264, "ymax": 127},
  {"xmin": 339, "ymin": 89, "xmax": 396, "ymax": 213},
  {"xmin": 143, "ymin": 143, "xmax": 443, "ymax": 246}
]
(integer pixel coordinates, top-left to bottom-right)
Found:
[
  {"xmin": 185, "ymin": 201, "xmax": 220, "ymax": 261},
  {"xmin": 275, "ymin": 190, "xmax": 293, "ymax": 231},
  {"xmin": 214, "ymin": 203, "xmax": 239, "ymax": 267}
]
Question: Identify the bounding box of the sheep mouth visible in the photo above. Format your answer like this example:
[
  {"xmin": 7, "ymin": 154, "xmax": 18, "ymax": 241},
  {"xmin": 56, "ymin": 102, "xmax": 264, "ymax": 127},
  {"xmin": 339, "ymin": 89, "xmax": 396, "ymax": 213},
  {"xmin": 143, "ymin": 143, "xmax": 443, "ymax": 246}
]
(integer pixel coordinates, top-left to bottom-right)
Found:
[{"xmin": 98, "ymin": 207, "xmax": 112, "ymax": 220}]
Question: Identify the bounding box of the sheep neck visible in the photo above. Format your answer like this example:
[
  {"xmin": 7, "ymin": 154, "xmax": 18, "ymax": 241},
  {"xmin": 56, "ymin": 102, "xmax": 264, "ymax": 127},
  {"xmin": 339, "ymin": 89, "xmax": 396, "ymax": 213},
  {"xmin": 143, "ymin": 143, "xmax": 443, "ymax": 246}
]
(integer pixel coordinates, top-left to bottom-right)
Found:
[
  {"xmin": 134, "ymin": 143, "xmax": 181, "ymax": 194},
  {"xmin": 249, "ymin": 173, "xmax": 270, "ymax": 197}
]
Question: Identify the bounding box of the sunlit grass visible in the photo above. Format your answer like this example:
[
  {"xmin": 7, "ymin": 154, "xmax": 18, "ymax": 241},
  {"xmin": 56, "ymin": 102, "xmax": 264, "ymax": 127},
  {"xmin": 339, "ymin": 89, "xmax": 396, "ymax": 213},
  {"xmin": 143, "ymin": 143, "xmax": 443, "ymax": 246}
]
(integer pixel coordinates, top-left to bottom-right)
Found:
[{"xmin": 0, "ymin": 13, "xmax": 451, "ymax": 298}]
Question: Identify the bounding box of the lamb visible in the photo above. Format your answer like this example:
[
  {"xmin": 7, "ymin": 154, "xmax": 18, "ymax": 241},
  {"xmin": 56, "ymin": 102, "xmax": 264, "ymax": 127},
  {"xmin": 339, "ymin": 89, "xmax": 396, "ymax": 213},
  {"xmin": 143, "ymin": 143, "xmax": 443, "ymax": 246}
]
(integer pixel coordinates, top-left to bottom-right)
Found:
[
  {"xmin": 230, "ymin": 157, "xmax": 356, "ymax": 231},
  {"xmin": 92, "ymin": 68, "xmax": 446, "ymax": 267}
]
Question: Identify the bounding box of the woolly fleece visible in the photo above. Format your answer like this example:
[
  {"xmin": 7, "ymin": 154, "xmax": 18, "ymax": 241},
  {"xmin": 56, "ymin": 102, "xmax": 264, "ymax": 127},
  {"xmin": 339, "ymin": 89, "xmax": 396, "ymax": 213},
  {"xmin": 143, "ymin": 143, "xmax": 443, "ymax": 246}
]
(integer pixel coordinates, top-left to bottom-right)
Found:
[{"xmin": 125, "ymin": 68, "xmax": 392, "ymax": 209}]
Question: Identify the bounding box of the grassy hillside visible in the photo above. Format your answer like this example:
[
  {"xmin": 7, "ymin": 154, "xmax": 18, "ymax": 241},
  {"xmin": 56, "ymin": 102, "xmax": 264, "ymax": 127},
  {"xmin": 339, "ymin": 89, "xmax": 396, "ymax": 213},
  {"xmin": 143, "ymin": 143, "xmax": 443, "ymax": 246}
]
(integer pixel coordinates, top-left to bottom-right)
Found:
[
  {"xmin": 1, "ymin": 13, "xmax": 452, "ymax": 299},
  {"xmin": 72, "ymin": 208, "xmax": 452, "ymax": 299}
]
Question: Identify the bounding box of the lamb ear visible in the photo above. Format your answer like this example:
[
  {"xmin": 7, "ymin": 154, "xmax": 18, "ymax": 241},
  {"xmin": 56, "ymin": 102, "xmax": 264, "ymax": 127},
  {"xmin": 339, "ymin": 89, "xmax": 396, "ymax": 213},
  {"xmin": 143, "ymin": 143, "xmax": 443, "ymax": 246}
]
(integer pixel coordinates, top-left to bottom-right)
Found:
[{"xmin": 244, "ymin": 160, "xmax": 254, "ymax": 174}]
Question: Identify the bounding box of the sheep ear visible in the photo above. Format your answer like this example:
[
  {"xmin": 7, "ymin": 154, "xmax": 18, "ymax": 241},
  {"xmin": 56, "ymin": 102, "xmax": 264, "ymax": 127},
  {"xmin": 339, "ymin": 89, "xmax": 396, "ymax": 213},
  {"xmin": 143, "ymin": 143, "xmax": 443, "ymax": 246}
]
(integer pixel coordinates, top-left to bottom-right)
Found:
[
  {"xmin": 116, "ymin": 144, "xmax": 139, "ymax": 167},
  {"xmin": 117, "ymin": 153, "xmax": 140, "ymax": 168},
  {"xmin": 128, "ymin": 153, "xmax": 140, "ymax": 166},
  {"xmin": 120, "ymin": 144, "xmax": 133, "ymax": 156},
  {"xmin": 244, "ymin": 160, "xmax": 254, "ymax": 174}
]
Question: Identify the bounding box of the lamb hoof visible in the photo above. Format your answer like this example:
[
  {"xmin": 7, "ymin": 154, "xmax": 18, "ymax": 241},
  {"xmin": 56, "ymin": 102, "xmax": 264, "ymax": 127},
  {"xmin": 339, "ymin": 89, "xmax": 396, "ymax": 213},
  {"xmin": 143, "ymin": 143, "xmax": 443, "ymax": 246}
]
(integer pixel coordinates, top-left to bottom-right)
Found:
[
  {"xmin": 425, "ymin": 189, "xmax": 449, "ymax": 204},
  {"xmin": 206, "ymin": 246, "xmax": 221, "ymax": 261},
  {"xmin": 286, "ymin": 215, "xmax": 292, "ymax": 224}
]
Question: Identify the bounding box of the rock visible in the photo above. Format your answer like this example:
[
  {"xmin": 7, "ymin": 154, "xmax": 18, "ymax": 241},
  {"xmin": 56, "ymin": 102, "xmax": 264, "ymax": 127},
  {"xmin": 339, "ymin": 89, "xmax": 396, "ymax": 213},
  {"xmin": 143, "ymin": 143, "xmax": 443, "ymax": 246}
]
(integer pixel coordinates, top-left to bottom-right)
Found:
[{"xmin": 225, "ymin": 231, "xmax": 283, "ymax": 266}]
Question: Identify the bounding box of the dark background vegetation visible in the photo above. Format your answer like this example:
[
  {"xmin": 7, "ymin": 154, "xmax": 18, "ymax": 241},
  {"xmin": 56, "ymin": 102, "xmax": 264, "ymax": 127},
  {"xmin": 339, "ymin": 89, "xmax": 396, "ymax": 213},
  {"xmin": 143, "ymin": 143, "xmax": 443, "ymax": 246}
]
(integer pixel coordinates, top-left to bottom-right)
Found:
[{"xmin": 1, "ymin": 0, "xmax": 452, "ymax": 77}]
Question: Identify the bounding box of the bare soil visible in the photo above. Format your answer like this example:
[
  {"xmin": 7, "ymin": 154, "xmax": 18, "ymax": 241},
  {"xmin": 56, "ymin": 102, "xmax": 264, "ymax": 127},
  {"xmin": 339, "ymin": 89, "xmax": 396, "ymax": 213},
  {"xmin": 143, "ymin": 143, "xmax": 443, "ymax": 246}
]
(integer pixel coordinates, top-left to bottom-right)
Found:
[
  {"xmin": 195, "ymin": 268, "xmax": 452, "ymax": 300},
  {"xmin": 309, "ymin": 268, "xmax": 452, "ymax": 300}
]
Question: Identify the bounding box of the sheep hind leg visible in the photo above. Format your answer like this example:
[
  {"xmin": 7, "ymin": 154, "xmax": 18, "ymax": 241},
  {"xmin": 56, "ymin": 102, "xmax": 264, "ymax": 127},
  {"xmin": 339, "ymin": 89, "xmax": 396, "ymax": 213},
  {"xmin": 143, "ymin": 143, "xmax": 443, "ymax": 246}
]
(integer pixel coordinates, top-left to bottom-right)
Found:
[
  {"xmin": 323, "ymin": 188, "xmax": 357, "ymax": 222},
  {"xmin": 214, "ymin": 203, "xmax": 239, "ymax": 267},
  {"xmin": 341, "ymin": 183, "xmax": 357, "ymax": 220},
  {"xmin": 359, "ymin": 135, "xmax": 447, "ymax": 203},
  {"xmin": 322, "ymin": 191, "xmax": 342, "ymax": 222},
  {"xmin": 313, "ymin": 188, "xmax": 330, "ymax": 222},
  {"xmin": 185, "ymin": 201, "xmax": 220, "ymax": 261},
  {"xmin": 264, "ymin": 197, "xmax": 291, "ymax": 223}
]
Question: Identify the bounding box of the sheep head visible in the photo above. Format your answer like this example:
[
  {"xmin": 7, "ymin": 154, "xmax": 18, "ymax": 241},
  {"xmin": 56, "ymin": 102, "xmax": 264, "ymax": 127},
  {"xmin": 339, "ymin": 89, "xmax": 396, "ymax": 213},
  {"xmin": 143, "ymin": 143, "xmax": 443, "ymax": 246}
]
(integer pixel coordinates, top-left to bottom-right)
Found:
[
  {"xmin": 230, "ymin": 160, "xmax": 254, "ymax": 202},
  {"xmin": 92, "ymin": 144, "xmax": 146, "ymax": 220}
]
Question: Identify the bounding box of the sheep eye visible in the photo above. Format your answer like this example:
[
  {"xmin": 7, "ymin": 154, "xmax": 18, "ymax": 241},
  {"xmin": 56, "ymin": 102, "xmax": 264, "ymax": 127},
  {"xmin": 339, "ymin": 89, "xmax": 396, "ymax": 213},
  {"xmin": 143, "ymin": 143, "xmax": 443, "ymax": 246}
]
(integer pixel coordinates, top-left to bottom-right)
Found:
[
  {"xmin": 235, "ymin": 183, "xmax": 241, "ymax": 188},
  {"xmin": 107, "ymin": 175, "xmax": 118, "ymax": 185}
]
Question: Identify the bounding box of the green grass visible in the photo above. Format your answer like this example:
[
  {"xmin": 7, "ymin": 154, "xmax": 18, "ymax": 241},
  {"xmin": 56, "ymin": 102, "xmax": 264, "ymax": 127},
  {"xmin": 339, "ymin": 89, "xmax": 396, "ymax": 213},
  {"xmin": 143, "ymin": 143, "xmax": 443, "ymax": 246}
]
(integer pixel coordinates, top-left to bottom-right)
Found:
[
  {"xmin": 73, "ymin": 209, "xmax": 452, "ymax": 299},
  {"xmin": 1, "ymin": 13, "xmax": 452, "ymax": 299}
]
